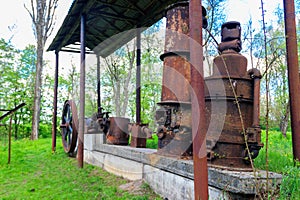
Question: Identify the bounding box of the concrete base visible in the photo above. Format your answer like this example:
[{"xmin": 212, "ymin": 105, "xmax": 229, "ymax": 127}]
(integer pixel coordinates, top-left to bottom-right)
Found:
[{"xmin": 84, "ymin": 134, "xmax": 282, "ymax": 199}]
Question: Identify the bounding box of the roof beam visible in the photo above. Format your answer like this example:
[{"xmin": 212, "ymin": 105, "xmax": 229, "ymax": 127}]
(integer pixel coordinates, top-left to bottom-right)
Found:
[
  {"xmin": 53, "ymin": 0, "xmax": 97, "ymax": 51},
  {"xmin": 95, "ymin": 0, "xmax": 142, "ymax": 13},
  {"xmin": 123, "ymin": 0, "xmax": 145, "ymax": 16},
  {"xmin": 89, "ymin": 9, "xmax": 136, "ymax": 23}
]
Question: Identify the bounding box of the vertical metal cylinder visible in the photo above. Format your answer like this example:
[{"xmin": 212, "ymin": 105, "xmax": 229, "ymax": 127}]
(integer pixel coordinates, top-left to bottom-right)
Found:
[
  {"xmin": 248, "ymin": 69, "xmax": 262, "ymax": 127},
  {"xmin": 161, "ymin": 56, "xmax": 191, "ymax": 102},
  {"xmin": 136, "ymin": 28, "xmax": 141, "ymax": 123},
  {"xmin": 164, "ymin": 2, "xmax": 190, "ymax": 53},
  {"xmin": 97, "ymin": 54, "xmax": 101, "ymax": 113},
  {"xmin": 189, "ymin": 0, "xmax": 208, "ymax": 199},
  {"xmin": 161, "ymin": 2, "xmax": 191, "ymax": 103},
  {"xmin": 283, "ymin": 0, "xmax": 300, "ymax": 162},
  {"xmin": 78, "ymin": 13, "xmax": 86, "ymax": 168},
  {"xmin": 156, "ymin": 2, "xmax": 193, "ymax": 158},
  {"xmin": 52, "ymin": 51, "xmax": 59, "ymax": 152}
]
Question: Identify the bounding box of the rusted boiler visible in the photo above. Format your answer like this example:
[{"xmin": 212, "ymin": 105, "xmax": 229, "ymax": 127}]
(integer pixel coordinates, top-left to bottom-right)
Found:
[
  {"xmin": 205, "ymin": 21, "xmax": 263, "ymax": 170},
  {"xmin": 155, "ymin": 1, "xmax": 207, "ymax": 157},
  {"xmin": 155, "ymin": 3, "xmax": 263, "ymax": 169}
]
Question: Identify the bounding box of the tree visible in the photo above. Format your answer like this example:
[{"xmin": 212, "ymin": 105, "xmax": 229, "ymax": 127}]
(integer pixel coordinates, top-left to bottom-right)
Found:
[
  {"xmin": 252, "ymin": 4, "xmax": 291, "ymax": 136},
  {"xmin": 15, "ymin": 45, "xmax": 37, "ymax": 139},
  {"xmin": 202, "ymin": 0, "xmax": 227, "ymax": 75},
  {"xmin": 25, "ymin": 0, "xmax": 59, "ymax": 140},
  {"xmin": 102, "ymin": 43, "xmax": 135, "ymax": 117},
  {"xmin": 0, "ymin": 39, "xmax": 38, "ymax": 139},
  {"xmin": 99, "ymin": 22, "xmax": 164, "ymax": 126}
]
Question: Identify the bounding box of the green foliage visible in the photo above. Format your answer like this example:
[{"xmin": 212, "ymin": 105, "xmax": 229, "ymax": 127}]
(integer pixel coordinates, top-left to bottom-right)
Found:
[
  {"xmin": 254, "ymin": 130, "xmax": 300, "ymax": 199},
  {"xmin": 146, "ymin": 134, "xmax": 158, "ymax": 149},
  {"xmin": 0, "ymin": 138, "xmax": 162, "ymax": 200},
  {"xmin": 38, "ymin": 124, "xmax": 52, "ymax": 138},
  {"xmin": 0, "ymin": 38, "xmax": 56, "ymax": 139},
  {"xmin": 279, "ymin": 165, "xmax": 300, "ymax": 199},
  {"xmin": 99, "ymin": 22, "xmax": 164, "ymax": 126},
  {"xmin": 0, "ymin": 39, "xmax": 36, "ymax": 139},
  {"xmin": 202, "ymin": 0, "xmax": 227, "ymax": 56},
  {"xmin": 255, "ymin": 130, "xmax": 294, "ymax": 172},
  {"xmin": 251, "ymin": 3, "xmax": 293, "ymax": 134}
]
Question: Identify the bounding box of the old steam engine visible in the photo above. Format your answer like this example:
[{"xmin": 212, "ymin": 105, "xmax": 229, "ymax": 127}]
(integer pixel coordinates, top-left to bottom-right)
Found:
[
  {"xmin": 155, "ymin": 2, "xmax": 263, "ymax": 170},
  {"xmin": 60, "ymin": 1, "xmax": 263, "ymax": 171}
]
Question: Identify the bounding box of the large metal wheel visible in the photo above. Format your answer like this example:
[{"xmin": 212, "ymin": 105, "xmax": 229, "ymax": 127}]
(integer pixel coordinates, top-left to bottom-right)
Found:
[{"xmin": 60, "ymin": 100, "xmax": 78, "ymax": 155}]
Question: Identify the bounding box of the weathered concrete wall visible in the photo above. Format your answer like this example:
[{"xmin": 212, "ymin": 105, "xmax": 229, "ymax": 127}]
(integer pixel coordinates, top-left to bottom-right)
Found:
[{"xmin": 84, "ymin": 134, "xmax": 282, "ymax": 200}]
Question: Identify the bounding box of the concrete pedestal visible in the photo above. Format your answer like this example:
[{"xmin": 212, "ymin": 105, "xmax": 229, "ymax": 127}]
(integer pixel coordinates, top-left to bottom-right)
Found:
[{"xmin": 84, "ymin": 135, "xmax": 282, "ymax": 199}]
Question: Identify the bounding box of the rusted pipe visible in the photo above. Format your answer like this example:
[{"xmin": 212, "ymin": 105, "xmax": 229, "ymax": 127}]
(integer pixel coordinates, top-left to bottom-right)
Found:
[
  {"xmin": 78, "ymin": 13, "xmax": 86, "ymax": 168},
  {"xmin": 283, "ymin": 0, "xmax": 300, "ymax": 162},
  {"xmin": 52, "ymin": 51, "xmax": 59, "ymax": 153},
  {"xmin": 248, "ymin": 68, "xmax": 262, "ymax": 127},
  {"xmin": 189, "ymin": 0, "xmax": 208, "ymax": 199}
]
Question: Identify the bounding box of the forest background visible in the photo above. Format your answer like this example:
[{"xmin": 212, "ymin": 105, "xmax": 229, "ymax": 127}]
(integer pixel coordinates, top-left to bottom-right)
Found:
[{"xmin": 0, "ymin": 0, "xmax": 299, "ymax": 140}]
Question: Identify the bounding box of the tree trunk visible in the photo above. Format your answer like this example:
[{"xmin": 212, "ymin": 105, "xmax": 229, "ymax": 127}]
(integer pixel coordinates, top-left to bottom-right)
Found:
[
  {"xmin": 115, "ymin": 81, "xmax": 121, "ymax": 116},
  {"xmin": 31, "ymin": 48, "xmax": 43, "ymax": 140},
  {"xmin": 121, "ymin": 44, "xmax": 135, "ymax": 117},
  {"xmin": 28, "ymin": 0, "xmax": 49, "ymax": 140}
]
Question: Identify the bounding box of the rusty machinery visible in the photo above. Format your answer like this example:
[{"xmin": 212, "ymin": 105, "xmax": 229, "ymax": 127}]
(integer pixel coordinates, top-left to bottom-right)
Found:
[
  {"xmin": 59, "ymin": 3, "xmax": 262, "ymax": 170},
  {"xmin": 93, "ymin": 108, "xmax": 131, "ymax": 145},
  {"xmin": 155, "ymin": 1, "xmax": 207, "ymax": 158},
  {"xmin": 97, "ymin": 112, "xmax": 152, "ymax": 147},
  {"xmin": 156, "ymin": 2, "xmax": 262, "ymax": 169},
  {"xmin": 205, "ymin": 21, "xmax": 263, "ymax": 170},
  {"xmin": 60, "ymin": 100, "xmax": 152, "ymax": 155}
]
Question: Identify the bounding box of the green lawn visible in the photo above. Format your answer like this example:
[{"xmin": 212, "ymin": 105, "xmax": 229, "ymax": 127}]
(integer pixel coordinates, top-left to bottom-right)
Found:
[
  {"xmin": 1, "ymin": 130, "xmax": 299, "ymax": 199},
  {"xmin": 0, "ymin": 138, "xmax": 161, "ymax": 200}
]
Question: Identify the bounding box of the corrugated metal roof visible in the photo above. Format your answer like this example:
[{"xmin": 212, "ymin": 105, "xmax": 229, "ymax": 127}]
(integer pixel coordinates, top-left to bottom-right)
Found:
[{"xmin": 47, "ymin": 0, "xmax": 181, "ymax": 57}]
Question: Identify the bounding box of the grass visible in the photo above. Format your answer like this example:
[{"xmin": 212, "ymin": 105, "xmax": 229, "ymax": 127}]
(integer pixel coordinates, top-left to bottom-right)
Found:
[
  {"xmin": 254, "ymin": 130, "xmax": 300, "ymax": 199},
  {"xmin": 1, "ymin": 130, "xmax": 299, "ymax": 199},
  {"xmin": 0, "ymin": 137, "xmax": 162, "ymax": 200}
]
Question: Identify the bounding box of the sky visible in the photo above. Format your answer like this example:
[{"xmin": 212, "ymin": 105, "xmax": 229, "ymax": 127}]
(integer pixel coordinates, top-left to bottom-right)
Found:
[{"xmin": 0, "ymin": 0, "xmax": 283, "ymax": 67}]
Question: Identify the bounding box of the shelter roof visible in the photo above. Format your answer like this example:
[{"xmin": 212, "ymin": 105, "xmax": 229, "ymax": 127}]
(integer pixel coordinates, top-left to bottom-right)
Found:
[{"xmin": 47, "ymin": 0, "xmax": 181, "ymax": 57}]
